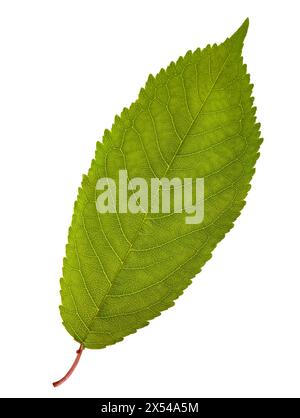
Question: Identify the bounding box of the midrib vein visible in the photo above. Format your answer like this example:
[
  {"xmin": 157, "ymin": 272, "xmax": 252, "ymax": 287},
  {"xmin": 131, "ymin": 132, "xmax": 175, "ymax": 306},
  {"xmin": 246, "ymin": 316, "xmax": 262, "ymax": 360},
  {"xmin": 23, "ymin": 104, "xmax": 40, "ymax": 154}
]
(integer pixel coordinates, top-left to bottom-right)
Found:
[{"xmin": 83, "ymin": 51, "xmax": 231, "ymax": 341}]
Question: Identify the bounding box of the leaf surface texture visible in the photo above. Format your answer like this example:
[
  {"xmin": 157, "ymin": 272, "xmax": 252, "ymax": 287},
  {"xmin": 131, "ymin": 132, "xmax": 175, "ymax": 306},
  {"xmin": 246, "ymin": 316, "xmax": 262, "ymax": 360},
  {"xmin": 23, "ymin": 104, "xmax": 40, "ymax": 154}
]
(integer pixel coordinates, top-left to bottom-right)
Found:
[{"xmin": 60, "ymin": 20, "xmax": 262, "ymax": 349}]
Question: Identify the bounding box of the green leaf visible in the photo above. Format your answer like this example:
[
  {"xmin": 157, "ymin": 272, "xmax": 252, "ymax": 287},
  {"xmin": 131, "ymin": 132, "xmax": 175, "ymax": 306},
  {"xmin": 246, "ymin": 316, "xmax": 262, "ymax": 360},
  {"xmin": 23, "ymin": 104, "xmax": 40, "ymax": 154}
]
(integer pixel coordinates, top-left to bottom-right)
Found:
[{"xmin": 59, "ymin": 19, "xmax": 262, "ymax": 350}]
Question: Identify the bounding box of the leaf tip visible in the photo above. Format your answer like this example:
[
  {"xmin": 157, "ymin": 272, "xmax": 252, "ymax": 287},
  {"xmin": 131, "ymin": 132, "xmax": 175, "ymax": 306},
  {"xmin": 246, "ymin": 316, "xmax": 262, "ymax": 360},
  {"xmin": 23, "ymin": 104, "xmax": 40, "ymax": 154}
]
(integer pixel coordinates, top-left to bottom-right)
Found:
[
  {"xmin": 238, "ymin": 17, "xmax": 249, "ymax": 36},
  {"xmin": 242, "ymin": 17, "xmax": 250, "ymax": 31},
  {"xmin": 230, "ymin": 18, "xmax": 249, "ymax": 46}
]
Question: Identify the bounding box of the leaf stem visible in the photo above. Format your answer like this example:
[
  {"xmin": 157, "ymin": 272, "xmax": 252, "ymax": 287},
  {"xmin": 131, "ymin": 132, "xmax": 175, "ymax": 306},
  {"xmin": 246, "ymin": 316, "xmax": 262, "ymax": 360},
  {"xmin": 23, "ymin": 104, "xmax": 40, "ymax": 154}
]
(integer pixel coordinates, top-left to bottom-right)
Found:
[{"xmin": 52, "ymin": 344, "xmax": 84, "ymax": 387}]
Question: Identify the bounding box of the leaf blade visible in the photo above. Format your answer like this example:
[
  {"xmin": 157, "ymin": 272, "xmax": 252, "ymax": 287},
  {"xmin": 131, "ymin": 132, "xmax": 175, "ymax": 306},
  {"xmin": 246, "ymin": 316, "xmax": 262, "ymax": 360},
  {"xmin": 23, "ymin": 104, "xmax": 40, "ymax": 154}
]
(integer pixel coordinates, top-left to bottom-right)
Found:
[{"xmin": 60, "ymin": 19, "xmax": 262, "ymax": 349}]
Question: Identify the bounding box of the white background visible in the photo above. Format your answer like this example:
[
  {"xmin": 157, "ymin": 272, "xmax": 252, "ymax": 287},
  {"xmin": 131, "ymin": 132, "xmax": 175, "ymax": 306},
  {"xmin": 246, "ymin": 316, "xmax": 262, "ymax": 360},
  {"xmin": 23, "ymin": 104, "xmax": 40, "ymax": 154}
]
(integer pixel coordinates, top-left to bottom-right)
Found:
[{"xmin": 0, "ymin": 0, "xmax": 299, "ymax": 398}]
